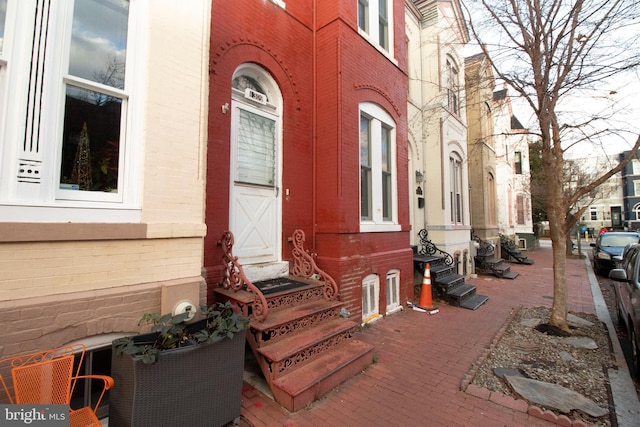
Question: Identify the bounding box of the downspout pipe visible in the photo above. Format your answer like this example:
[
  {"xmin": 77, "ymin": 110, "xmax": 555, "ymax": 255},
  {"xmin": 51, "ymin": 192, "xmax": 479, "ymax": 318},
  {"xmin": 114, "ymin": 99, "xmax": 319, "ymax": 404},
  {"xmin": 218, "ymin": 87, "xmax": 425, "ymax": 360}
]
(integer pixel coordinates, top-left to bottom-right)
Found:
[{"xmin": 312, "ymin": 0, "xmax": 318, "ymax": 251}]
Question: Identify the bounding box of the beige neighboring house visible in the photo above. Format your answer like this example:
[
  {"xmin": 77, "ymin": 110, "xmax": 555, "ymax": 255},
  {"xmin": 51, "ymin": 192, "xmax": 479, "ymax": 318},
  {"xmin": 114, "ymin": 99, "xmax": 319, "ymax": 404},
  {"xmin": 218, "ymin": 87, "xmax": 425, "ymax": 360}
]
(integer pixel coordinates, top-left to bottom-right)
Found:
[
  {"xmin": 0, "ymin": 0, "xmax": 211, "ymax": 407},
  {"xmin": 493, "ymin": 85, "xmax": 535, "ymax": 249},
  {"xmin": 464, "ymin": 53, "xmax": 499, "ymax": 249},
  {"xmin": 406, "ymin": 0, "xmax": 473, "ymax": 275}
]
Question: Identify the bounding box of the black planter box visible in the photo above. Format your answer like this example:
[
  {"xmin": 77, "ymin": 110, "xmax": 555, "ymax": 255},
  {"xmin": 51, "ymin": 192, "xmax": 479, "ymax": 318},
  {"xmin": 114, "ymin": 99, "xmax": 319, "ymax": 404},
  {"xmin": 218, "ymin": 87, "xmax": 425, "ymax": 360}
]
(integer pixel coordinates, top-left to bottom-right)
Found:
[{"xmin": 109, "ymin": 328, "xmax": 246, "ymax": 427}]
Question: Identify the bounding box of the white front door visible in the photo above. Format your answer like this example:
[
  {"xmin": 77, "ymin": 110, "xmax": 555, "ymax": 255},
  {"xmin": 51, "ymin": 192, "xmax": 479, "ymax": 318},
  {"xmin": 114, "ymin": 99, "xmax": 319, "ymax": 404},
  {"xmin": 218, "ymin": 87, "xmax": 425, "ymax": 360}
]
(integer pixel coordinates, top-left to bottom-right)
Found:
[{"xmin": 230, "ymin": 100, "xmax": 281, "ymax": 265}]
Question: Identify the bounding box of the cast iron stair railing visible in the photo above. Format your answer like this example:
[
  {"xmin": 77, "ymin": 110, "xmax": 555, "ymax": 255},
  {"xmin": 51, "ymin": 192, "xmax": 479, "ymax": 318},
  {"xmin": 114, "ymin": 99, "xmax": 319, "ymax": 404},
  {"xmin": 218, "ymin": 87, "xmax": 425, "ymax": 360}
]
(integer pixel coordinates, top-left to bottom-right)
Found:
[
  {"xmin": 472, "ymin": 229, "xmax": 519, "ymax": 279},
  {"xmin": 214, "ymin": 229, "xmax": 373, "ymax": 412},
  {"xmin": 413, "ymin": 229, "xmax": 488, "ymax": 310},
  {"xmin": 500, "ymin": 234, "xmax": 534, "ymax": 265}
]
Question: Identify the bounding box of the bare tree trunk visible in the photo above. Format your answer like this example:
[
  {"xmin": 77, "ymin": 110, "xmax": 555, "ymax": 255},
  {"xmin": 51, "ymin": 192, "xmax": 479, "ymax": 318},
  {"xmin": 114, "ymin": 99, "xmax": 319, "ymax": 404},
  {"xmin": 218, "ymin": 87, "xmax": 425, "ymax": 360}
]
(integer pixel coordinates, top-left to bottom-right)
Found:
[
  {"xmin": 549, "ymin": 227, "xmax": 569, "ymax": 331},
  {"xmin": 566, "ymin": 233, "xmax": 573, "ymax": 256}
]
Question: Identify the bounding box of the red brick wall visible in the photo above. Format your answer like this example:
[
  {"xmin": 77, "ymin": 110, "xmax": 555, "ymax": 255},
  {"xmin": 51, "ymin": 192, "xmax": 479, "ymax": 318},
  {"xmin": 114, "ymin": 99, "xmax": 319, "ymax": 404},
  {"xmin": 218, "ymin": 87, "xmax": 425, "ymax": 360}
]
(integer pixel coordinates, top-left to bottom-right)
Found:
[
  {"xmin": 313, "ymin": 4, "xmax": 412, "ymax": 320},
  {"xmin": 205, "ymin": 1, "xmax": 413, "ymax": 319},
  {"xmin": 205, "ymin": 0, "xmax": 315, "ymax": 285}
]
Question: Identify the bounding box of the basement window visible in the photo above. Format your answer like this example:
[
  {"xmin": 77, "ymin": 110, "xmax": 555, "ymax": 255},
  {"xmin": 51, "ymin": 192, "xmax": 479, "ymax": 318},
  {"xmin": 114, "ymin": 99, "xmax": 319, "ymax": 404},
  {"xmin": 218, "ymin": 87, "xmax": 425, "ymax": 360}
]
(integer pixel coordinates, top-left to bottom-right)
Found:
[
  {"xmin": 362, "ymin": 273, "xmax": 381, "ymax": 324},
  {"xmin": 385, "ymin": 270, "xmax": 400, "ymax": 314}
]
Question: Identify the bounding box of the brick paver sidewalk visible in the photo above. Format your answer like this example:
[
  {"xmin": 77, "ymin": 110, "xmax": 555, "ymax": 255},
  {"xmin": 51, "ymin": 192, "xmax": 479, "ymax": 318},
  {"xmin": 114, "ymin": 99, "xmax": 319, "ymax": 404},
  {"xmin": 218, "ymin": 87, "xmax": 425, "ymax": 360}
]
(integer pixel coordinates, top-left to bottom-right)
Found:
[{"xmin": 239, "ymin": 240, "xmax": 594, "ymax": 426}]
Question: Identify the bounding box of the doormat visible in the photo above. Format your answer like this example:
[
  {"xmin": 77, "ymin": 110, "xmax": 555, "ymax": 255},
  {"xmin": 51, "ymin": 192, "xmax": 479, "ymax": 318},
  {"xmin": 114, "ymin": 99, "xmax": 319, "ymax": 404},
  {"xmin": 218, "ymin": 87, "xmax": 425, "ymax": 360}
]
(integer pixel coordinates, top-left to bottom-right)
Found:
[{"xmin": 253, "ymin": 277, "xmax": 310, "ymax": 295}]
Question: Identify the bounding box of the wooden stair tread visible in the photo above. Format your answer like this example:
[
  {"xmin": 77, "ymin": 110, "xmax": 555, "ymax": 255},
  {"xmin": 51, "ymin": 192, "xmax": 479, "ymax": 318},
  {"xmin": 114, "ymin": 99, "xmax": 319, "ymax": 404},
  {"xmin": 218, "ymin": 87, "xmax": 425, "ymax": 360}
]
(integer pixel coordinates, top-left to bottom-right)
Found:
[
  {"xmin": 257, "ymin": 318, "xmax": 357, "ymax": 361},
  {"xmin": 272, "ymin": 339, "xmax": 374, "ymax": 396},
  {"xmin": 250, "ymin": 299, "xmax": 344, "ymax": 332}
]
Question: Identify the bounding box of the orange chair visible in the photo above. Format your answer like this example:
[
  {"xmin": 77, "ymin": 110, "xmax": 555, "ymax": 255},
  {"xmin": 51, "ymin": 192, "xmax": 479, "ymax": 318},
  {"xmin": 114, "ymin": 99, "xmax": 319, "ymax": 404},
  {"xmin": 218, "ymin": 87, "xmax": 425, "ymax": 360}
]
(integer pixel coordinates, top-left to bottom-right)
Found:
[{"xmin": 0, "ymin": 344, "xmax": 114, "ymax": 427}]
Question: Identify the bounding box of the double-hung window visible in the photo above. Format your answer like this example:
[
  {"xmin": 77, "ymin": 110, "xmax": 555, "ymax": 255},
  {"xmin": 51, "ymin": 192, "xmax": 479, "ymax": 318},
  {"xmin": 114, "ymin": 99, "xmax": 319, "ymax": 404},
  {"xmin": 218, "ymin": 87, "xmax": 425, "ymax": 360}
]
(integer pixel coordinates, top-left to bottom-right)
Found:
[
  {"xmin": 360, "ymin": 102, "xmax": 398, "ymax": 232},
  {"xmin": 357, "ymin": 0, "xmax": 393, "ymax": 55},
  {"xmin": 446, "ymin": 58, "xmax": 459, "ymax": 115},
  {"xmin": 0, "ymin": 0, "xmax": 138, "ymax": 222},
  {"xmin": 59, "ymin": 0, "xmax": 129, "ymax": 198},
  {"xmin": 450, "ymin": 154, "xmax": 463, "ymax": 224},
  {"xmin": 514, "ymin": 151, "xmax": 522, "ymax": 174}
]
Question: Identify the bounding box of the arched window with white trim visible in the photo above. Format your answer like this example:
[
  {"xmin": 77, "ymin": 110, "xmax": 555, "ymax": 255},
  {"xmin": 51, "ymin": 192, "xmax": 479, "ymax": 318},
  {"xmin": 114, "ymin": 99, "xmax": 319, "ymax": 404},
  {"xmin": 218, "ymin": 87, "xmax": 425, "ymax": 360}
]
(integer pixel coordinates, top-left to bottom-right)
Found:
[
  {"xmin": 633, "ymin": 203, "xmax": 640, "ymax": 221},
  {"xmin": 449, "ymin": 153, "xmax": 463, "ymax": 224},
  {"xmin": 360, "ymin": 102, "xmax": 399, "ymax": 232}
]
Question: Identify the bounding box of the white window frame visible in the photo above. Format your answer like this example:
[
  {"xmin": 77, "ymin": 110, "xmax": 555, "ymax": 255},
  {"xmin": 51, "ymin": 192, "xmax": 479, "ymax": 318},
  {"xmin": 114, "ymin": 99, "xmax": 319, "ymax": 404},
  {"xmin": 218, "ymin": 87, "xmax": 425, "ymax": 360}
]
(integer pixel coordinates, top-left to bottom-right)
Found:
[
  {"xmin": 359, "ymin": 102, "xmax": 399, "ymax": 232},
  {"xmin": 357, "ymin": 0, "xmax": 394, "ymax": 58},
  {"xmin": 514, "ymin": 151, "xmax": 522, "ymax": 174},
  {"xmin": 634, "ymin": 181, "xmax": 640, "ymax": 197},
  {"xmin": 385, "ymin": 269, "xmax": 400, "ymax": 314},
  {"xmin": 590, "ymin": 206, "xmax": 598, "ymax": 221},
  {"xmin": 446, "ymin": 58, "xmax": 459, "ymax": 115},
  {"xmin": 449, "ymin": 154, "xmax": 463, "ymax": 224},
  {"xmin": 0, "ymin": 0, "xmax": 12, "ymax": 171},
  {"xmin": 362, "ymin": 273, "xmax": 380, "ymax": 324},
  {"xmin": 0, "ymin": 0, "xmax": 143, "ymax": 223}
]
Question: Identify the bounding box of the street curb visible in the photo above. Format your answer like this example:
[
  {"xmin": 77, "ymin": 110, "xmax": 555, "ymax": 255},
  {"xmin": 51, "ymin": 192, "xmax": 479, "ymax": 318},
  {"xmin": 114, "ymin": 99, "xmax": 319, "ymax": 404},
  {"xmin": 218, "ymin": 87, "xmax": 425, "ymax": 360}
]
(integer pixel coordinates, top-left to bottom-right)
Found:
[{"xmin": 583, "ymin": 253, "xmax": 640, "ymax": 426}]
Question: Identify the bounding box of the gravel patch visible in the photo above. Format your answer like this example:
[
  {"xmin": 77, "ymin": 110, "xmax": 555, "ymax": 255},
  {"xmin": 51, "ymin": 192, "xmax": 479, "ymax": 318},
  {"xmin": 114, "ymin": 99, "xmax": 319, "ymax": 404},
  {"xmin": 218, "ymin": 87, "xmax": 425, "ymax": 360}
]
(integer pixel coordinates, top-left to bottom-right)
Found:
[{"xmin": 468, "ymin": 306, "xmax": 615, "ymax": 426}]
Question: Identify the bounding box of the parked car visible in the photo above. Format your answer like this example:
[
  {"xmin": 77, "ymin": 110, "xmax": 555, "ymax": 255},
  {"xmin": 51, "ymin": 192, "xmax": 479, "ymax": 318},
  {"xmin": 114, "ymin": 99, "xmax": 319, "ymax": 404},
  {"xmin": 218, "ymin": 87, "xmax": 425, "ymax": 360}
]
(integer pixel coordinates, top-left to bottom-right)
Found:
[
  {"xmin": 590, "ymin": 231, "xmax": 640, "ymax": 275},
  {"xmin": 608, "ymin": 243, "xmax": 640, "ymax": 377}
]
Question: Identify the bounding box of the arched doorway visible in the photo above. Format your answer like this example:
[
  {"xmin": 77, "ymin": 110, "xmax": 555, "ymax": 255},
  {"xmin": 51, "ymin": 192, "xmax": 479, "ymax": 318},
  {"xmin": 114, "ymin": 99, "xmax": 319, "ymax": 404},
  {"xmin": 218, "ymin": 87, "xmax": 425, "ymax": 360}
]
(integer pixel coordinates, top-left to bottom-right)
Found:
[{"xmin": 229, "ymin": 64, "xmax": 283, "ymax": 265}]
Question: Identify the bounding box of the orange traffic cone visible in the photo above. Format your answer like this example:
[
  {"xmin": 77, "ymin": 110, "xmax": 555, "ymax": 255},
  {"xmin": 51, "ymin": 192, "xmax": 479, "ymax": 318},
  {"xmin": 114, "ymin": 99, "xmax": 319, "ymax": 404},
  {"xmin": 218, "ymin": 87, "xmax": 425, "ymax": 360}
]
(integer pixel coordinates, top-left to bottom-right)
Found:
[{"xmin": 418, "ymin": 263, "xmax": 435, "ymax": 310}]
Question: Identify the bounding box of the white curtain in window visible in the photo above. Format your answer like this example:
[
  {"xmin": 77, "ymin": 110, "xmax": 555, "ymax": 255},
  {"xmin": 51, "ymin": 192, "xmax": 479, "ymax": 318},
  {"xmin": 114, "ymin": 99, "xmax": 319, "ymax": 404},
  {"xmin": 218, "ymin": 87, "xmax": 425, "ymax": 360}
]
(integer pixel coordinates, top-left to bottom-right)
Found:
[{"xmin": 237, "ymin": 109, "xmax": 276, "ymax": 186}]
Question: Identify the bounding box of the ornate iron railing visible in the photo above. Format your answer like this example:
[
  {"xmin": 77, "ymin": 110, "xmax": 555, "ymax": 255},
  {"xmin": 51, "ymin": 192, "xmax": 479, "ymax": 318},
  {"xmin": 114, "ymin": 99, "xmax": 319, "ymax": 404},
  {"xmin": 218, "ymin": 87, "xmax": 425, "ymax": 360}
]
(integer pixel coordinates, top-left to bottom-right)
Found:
[
  {"xmin": 417, "ymin": 229, "xmax": 454, "ymax": 266},
  {"xmin": 500, "ymin": 234, "xmax": 518, "ymax": 252},
  {"xmin": 471, "ymin": 229, "xmax": 495, "ymax": 258},
  {"xmin": 220, "ymin": 231, "xmax": 269, "ymax": 322},
  {"xmin": 290, "ymin": 229, "xmax": 339, "ymax": 301}
]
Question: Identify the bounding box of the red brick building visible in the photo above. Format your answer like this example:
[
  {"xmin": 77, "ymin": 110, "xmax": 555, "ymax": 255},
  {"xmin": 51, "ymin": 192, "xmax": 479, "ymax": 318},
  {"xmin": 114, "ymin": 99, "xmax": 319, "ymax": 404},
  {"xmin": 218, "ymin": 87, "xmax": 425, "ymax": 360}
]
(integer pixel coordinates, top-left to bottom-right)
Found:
[{"xmin": 205, "ymin": 0, "xmax": 412, "ymax": 322}]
